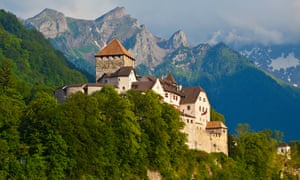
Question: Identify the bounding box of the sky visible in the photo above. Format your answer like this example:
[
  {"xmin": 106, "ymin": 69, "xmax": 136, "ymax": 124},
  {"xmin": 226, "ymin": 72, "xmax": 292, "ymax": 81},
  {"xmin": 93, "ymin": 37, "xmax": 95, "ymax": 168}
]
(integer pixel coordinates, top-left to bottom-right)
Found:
[{"xmin": 1, "ymin": 0, "xmax": 300, "ymax": 46}]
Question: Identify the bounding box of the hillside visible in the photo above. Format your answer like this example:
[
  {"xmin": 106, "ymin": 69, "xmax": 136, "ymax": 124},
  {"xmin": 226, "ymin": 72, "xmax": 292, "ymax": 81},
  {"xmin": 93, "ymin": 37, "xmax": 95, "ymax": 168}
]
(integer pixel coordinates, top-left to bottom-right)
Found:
[
  {"xmin": 155, "ymin": 43, "xmax": 300, "ymax": 140},
  {"xmin": 0, "ymin": 10, "xmax": 87, "ymax": 97},
  {"xmin": 25, "ymin": 7, "xmax": 300, "ymax": 140}
]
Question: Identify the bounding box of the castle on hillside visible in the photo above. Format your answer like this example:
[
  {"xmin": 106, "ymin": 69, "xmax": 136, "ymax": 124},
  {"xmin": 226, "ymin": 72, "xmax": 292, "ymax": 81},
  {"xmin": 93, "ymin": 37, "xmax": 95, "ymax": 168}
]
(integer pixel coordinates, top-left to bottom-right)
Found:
[{"xmin": 54, "ymin": 39, "xmax": 228, "ymax": 155}]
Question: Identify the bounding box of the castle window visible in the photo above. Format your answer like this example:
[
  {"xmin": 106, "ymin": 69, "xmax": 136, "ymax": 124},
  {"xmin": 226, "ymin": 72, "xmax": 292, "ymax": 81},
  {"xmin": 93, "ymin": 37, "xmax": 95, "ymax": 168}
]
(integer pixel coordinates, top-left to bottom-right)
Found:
[
  {"xmin": 104, "ymin": 80, "xmax": 108, "ymax": 83},
  {"xmin": 199, "ymin": 97, "xmax": 202, "ymax": 101},
  {"xmin": 203, "ymin": 98, "xmax": 206, "ymax": 102},
  {"xmin": 165, "ymin": 93, "xmax": 168, "ymax": 98},
  {"xmin": 187, "ymin": 105, "xmax": 191, "ymax": 110},
  {"xmin": 191, "ymin": 120, "xmax": 193, "ymax": 124},
  {"xmin": 187, "ymin": 119, "xmax": 189, "ymax": 123},
  {"xmin": 122, "ymin": 86, "xmax": 125, "ymax": 90},
  {"xmin": 173, "ymin": 95, "xmax": 177, "ymax": 100},
  {"xmin": 199, "ymin": 106, "xmax": 201, "ymax": 112}
]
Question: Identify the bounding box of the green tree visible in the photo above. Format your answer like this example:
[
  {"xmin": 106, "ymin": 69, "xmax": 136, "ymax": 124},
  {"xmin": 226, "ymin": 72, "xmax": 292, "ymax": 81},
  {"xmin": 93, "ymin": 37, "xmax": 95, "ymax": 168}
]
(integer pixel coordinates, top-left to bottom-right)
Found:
[
  {"xmin": 0, "ymin": 59, "xmax": 14, "ymax": 90},
  {"xmin": 94, "ymin": 86, "xmax": 144, "ymax": 178},
  {"xmin": 127, "ymin": 90, "xmax": 188, "ymax": 178},
  {"xmin": 210, "ymin": 108, "xmax": 225, "ymax": 122},
  {"xmin": 232, "ymin": 124, "xmax": 282, "ymax": 179},
  {"xmin": 20, "ymin": 92, "xmax": 68, "ymax": 179},
  {"xmin": 0, "ymin": 93, "xmax": 25, "ymax": 179}
]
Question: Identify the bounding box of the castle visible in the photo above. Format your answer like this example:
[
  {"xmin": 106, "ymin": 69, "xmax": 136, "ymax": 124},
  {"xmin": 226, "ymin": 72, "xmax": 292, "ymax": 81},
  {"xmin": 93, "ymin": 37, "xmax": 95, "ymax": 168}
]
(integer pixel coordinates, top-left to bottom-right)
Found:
[{"xmin": 54, "ymin": 39, "xmax": 228, "ymax": 155}]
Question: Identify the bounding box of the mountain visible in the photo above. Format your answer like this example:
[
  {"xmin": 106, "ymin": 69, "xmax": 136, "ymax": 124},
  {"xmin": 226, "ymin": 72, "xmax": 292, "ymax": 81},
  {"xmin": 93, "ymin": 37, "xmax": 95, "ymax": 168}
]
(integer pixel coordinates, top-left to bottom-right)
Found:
[
  {"xmin": 25, "ymin": 7, "xmax": 300, "ymax": 140},
  {"xmin": 0, "ymin": 10, "xmax": 86, "ymax": 96},
  {"xmin": 237, "ymin": 44, "xmax": 300, "ymax": 88},
  {"xmin": 25, "ymin": 7, "xmax": 189, "ymax": 76}
]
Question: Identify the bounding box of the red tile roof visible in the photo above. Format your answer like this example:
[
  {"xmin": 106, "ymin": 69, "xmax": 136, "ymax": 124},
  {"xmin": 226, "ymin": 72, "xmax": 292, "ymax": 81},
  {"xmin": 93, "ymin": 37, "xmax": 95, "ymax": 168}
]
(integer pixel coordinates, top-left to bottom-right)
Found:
[
  {"xmin": 95, "ymin": 39, "xmax": 135, "ymax": 60},
  {"xmin": 206, "ymin": 121, "xmax": 227, "ymax": 129}
]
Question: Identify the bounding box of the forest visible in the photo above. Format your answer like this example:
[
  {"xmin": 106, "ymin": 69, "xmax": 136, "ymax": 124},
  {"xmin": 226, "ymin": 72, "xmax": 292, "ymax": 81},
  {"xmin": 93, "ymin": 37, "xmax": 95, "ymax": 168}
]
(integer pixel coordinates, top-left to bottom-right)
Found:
[
  {"xmin": 0, "ymin": 9, "xmax": 300, "ymax": 179},
  {"xmin": 1, "ymin": 72, "xmax": 300, "ymax": 179}
]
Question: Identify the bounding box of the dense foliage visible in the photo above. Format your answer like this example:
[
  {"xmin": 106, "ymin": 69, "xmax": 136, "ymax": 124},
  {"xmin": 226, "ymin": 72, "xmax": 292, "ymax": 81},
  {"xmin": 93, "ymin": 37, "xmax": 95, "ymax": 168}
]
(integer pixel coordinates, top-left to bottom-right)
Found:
[
  {"xmin": 1, "ymin": 75, "xmax": 299, "ymax": 179},
  {"xmin": 0, "ymin": 10, "xmax": 87, "ymax": 99}
]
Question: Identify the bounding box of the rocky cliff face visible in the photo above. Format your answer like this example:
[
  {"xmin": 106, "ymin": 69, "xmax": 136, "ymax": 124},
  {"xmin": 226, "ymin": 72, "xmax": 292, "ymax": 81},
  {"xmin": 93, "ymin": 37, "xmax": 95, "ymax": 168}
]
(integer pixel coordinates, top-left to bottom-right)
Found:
[
  {"xmin": 25, "ymin": 7, "xmax": 190, "ymax": 75},
  {"xmin": 164, "ymin": 30, "xmax": 189, "ymax": 49},
  {"xmin": 26, "ymin": 8, "xmax": 69, "ymax": 38}
]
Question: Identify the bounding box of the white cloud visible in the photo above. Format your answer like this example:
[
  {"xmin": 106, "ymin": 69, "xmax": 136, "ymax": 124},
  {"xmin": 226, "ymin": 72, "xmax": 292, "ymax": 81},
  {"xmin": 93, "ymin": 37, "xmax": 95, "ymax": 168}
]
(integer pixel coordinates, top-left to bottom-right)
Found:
[{"xmin": 207, "ymin": 31, "xmax": 222, "ymax": 45}]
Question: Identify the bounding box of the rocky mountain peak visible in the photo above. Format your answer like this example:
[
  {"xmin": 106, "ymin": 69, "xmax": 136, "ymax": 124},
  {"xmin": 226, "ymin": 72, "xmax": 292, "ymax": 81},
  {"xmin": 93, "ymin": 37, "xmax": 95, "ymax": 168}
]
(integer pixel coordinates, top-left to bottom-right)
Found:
[
  {"xmin": 37, "ymin": 8, "xmax": 64, "ymax": 17},
  {"xmin": 167, "ymin": 30, "xmax": 189, "ymax": 49},
  {"xmin": 25, "ymin": 8, "xmax": 68, "ymax": 38},
  {"xmin": 96, "ymin": 7, "xmax": 127, "ymax": 22}
]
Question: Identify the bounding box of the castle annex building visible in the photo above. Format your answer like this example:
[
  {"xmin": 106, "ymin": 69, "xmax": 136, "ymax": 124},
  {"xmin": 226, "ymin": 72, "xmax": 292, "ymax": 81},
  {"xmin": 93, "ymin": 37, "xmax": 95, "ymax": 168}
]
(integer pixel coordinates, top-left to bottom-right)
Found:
[{"xmin": 54, "ymin": 39, "xmax": 228, "ymax": 155}]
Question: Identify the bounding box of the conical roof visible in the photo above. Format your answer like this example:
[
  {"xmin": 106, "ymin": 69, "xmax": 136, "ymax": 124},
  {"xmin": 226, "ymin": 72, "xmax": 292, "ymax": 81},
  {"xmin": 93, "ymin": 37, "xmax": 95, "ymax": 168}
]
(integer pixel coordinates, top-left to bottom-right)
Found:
[
  {"xmin": 95, "ymin": 39, "xmax": 135, "ymax": 60},
  {"xmin": 165, "ymin": 73, "xmax": 176, "ymax": 84}
]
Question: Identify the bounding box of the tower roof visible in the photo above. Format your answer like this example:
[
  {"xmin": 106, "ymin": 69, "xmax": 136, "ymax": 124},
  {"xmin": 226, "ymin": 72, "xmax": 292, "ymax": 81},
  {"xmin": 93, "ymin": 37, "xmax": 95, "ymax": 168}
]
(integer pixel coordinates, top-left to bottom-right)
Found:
[
  {"xmin": 206, "ymin": 121, "xmax": 227, "ymax": 129},
  {"xmin": 95, "ymin": 39, "xmax": 135, "ymax": 60},
  {"xmin": 165, "ymin": 73, "xmax": 176, "ymax": 84}
]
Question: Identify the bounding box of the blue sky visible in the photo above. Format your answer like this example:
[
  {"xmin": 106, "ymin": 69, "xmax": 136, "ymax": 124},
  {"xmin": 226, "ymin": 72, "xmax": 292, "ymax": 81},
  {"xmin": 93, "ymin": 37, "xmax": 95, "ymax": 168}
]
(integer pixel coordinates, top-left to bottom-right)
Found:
[{"xmin": 1, "ymin": 0, "xmax": 300, "ymax": 46}]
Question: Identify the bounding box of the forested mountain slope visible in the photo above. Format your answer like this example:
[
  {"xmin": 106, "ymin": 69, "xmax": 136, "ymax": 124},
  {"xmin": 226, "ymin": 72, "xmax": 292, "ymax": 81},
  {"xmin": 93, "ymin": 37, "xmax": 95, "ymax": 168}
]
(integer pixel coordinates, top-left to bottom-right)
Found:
[{"xmin": 0, "ymin": 10, "xmax": 86, "ymax": 98}]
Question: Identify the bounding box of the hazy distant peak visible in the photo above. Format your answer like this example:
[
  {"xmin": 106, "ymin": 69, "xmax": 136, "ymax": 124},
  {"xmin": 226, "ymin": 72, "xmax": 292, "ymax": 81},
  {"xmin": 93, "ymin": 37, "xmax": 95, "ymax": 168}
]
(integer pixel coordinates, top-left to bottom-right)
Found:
[
  {"xmin": 168, "ymin": 30, "xmax": 189, "ymax": 49},
  {"xmin": 26, "ymin": 8, "xmax": 68, "ymax": 38},
  {"xmin": 96, "ymin": 6, "xmax": 127, "ymax": 21},
  {"xmin": 34, "ymin": 8, "xmax": 65, "ymax": 19}
]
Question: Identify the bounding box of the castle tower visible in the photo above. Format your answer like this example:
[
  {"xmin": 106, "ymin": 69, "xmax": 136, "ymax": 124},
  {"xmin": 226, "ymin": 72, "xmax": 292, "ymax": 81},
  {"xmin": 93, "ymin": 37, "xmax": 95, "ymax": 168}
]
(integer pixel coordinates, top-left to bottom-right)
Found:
[{"xmin": 95, "ymin": 39, "xmax": 135, "ymax": 82}]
